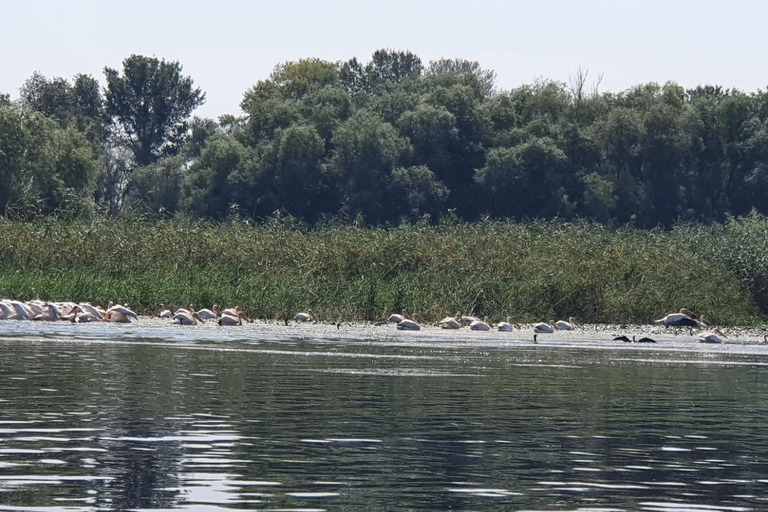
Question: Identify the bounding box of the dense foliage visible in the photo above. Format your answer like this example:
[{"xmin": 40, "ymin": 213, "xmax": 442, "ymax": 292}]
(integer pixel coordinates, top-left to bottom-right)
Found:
[{"xmin": 3, "ymin": 51, "xmax": 768, "ymax": 227}]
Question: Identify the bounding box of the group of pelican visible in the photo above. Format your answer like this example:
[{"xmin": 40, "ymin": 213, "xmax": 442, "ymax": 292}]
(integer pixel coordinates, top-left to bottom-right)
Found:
[
  {"xmin": 653, "ymin": 308, "xmax": 728, "ymax": 343},
  {"xmin": 385, "ymin": 310, "xmax": 579, "ymax": 335},
  {"xmin": 0, "ymin": 299, "xmax": 137, "ymax": 323},
  {"xmin": 156, "ymin": 304, "xmax": 251, "ymax": 326},
  {"xmin": 0, "ymin": 299, "xmax": 745, "ymax": 344}
]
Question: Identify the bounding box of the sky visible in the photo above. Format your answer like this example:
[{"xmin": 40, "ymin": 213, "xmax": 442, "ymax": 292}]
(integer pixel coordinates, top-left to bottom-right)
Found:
[{"xmin": 3, "ymin": 0, "xmax": 766, "ymax": 119}]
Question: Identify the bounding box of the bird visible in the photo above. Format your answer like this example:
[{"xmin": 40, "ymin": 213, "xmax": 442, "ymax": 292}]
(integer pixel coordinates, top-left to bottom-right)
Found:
[
  {"xmin": 78, "ymin": 303, "xmax": 105, "ymax": 321},
  {"xmin": 533, "ymin": 334, "xmax": 538, "ymax": 344},
  {"xmin": 32, "ymin": 303, "xmax": 61, "ymax": 321},
  {"xmin": 66, "ymin": 306, "xmax": 101, "ymax": 323},
  {"xmin": 534, "ymin": 321, "xmax": 555, "ymax": 334},
  {"xmin": 613, "ymin": 335, "xmax": 632, "ymax": 342},
  {"xmin": 9, "ymin": 301, "xmax": 35, "ymax": 320},
  {"xmin": 388, "ymin": 311, "xmax": 405, "ymax": 323},
  {"xmin": 157, "ymin": 304, "xmax": 172, "ymax": 318},
  {"xmin": 496, "ymin": 316, "xmax": 520, "ymax": 331},
  {"xmin": 296, "ymin": 309, "xmax": 317, "ymax": 323},
  {"xmin": 221, "ymin": 306, "xmax": 251, "ymax": 322},
  {"xmin": 396, "ymin": 318, "xmax": 421, "ymax": 330},
  {"xmin": 460, "ymin": 314, "xmax": 480, "ymax": 326},
  {"xmin": 106, "ymin": 303, "xmax": 138, "ymax": 323},
  {"xmin": 554, "ymin": 317, "xmax": 578, "ymax": 330},
  {"xmin": 0, "ymin": 302, "xmax": 17, "ymax": 320},
  {"xmin": 654, "ymin": 309, "xmax": 706, "ymax": 329},
  {"xmin": 218, "ymin": 311, "xmax": 246, "ymax": 326},
  {"xmin": 636, "ymin": 336, "xmax": 657, "ymax": 343},
  {"xmin": 699, "ymin": 328, "xmax": 726, "ymax": 344},
  {"xmin": 173, "ymin": 311, "xmax": 205, "ymax": 325},
  {"xmin": 439, "ymin": 313, "xmax": 462, "ymax": 329},
  {"xmin": 395, "ymin": 310, "xmax": 422, "ymax": 331},
  {"xmin": 470, "ymin": 317, "xmax": 491, "ymax": 331},
  {"xmin": 196, "ymin": 305, "xmax": 220, "ymax": 319}
]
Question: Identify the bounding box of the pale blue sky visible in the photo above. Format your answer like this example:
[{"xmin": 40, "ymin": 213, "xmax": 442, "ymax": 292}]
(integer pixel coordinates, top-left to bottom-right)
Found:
[{"xmin": 3, "ymin": 0, "xmax": 765, "ymax": 119}]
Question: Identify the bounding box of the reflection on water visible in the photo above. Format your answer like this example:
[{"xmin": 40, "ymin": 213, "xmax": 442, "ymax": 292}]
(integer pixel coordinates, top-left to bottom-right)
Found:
[{"xmin": 1, "ymin": 323, "xmax": 768, "ymax": 511}]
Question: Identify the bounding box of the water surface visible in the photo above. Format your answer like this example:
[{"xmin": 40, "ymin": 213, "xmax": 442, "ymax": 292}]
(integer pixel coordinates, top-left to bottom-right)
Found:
[{"xmin": 1, "ymin": 320, "xmax": 767, "ymax": 511}]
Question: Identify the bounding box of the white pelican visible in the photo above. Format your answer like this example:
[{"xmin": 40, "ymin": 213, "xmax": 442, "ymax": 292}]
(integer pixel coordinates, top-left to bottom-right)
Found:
[
  {"xmin": 196, "ymin": 305, "xmax": 220, "ymax": 320},
  {"xmin": 554, "ymin": 317, "xmax": 578, "ymax": 330},
  {"xmin": 220, "ymin": 306, "xmax": 251, "ymax": 322},
  {"xmin": 461, "ymin": 315, "xmax": 479, "ymax": 326},
  {"xmin": 26, "ymin": 301, "xmax": 45, "ymax": 315},
  {"xmin": 534, "ymin": 321, "xmax": 555, "ymax": 334},
  {"xmin": 439, "ymin": 313, "xmax": 462, "ymax": 329},
  {"xmin": 654, "ymin": 311, "xmax": 706, "ymax": 329},
  {"xmin": 157, "ymin": 305, "xmax": 172, "ymax": 318},
  {"xmin": 388, "ymin": 312, "xmax": 405, "ymax": 323},
  {"xmin": 9, "ymin": 301, "xmax": 35, "ymax": 320},
  {"xmin": 218, "ymin": 311, "xmax": 246, "ymax": 326},
  {"xmin": 699, "ymin": 328, "xmax": 726, "ymax": 344},
  {"xmin": 296, "ymin": 309, "xmax": 317, "ymax": 323},
  {"xmin": 470, "ymin": 317, "xmax": 491, "ymax": 331},
  {"xmin": 496, "ymin": 317, "xmax": 520, "ymax": 331},
  {"xmin": 106, "ymin": 304, "xmax": 138, "ymax": 323},
  {"xmin": 67, "ymin": 306, "xmax": 101, "ymax": 323},
  {"xmin": 0, "ymin": 302, "xmax": 16, "ymax": 320},
  {"xmin": 33, "ymin": 303, "xmax": 66, "ymax": 321},
  {"xmin": 396, "ymin": 318, "xmax": 421, "ymax": 330},
  {"xmin": 173, "ymin": 311, "xmax": 205, "ymax": 325},
  {"xmin": 78, "ymin": 303, "xmax": 105, "ymax": 320}
]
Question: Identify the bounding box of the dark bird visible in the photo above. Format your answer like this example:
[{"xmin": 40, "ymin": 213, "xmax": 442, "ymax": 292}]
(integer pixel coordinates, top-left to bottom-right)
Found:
[
  {"xmin": 613, "ymin": 335, "xmax": 631, "ymax": 342},
  {"xmin": 636, "ymin": 336, "xmax": 657, "ymax": 343}
]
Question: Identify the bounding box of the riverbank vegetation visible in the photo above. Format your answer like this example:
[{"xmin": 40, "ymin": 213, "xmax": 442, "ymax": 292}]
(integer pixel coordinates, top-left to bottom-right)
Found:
[
  {"xmin": 3, "ymin": 50, "xmax": 768, "ymax": 325},
  {"xmin": 1, "ymin": 215, "xmax": 767, "ymax": 325}
]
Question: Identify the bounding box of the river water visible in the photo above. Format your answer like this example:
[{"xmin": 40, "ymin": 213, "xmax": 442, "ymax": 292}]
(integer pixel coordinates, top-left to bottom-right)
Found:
[{"xmin": 1, "ymin": 320, "xmax": 768, "ymax": 511}]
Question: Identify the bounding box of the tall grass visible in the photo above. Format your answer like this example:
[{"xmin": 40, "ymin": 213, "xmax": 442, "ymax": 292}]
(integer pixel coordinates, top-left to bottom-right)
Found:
[{"xmin": 0, "ymin": 216, "xmax": 763, "ymax": 325}]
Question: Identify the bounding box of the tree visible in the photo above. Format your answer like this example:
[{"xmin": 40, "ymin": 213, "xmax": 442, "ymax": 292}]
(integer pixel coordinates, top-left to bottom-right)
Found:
[
  {"xmin": 104, "ymin": 55, "xmax": 205, "ymax": 166},
  {"xmin": 427, "ymin": 58, "xmax": 496, "ymax": 98},
  {"xmin": 329, "ymin": 111, "xmax": 411, "ymax": 223},
  {"xmin": 0, "ymin": 105, "xmax": 98, "ymax": 218}
]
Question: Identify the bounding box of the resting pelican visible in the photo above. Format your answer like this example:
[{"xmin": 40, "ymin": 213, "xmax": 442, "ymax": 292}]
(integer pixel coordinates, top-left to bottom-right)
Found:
[
  {"xmin": 534, "ymin": 321, "xmax": 555, "ymax": 334},
  {"xmin": 0, "ymin": 302, "xmax": 16, "ymax": 320},
  {"xmin": 196, "ymin": 305, "xmax": 219, "ymax": 319},
  {"xmin": 296, "ymin": 309, "xmax": 317, "ymax": 323},
  {"xmin": 555, "ymin": 317, "xmax": 578, "ymax": 330},
  {"xmin": 9, "ymin": 301, "xmax": 35, "ymax": 320},
  {"xmin": 157, "ymin": 304, "xmax": 172, "ymax": 318},
  {"xmin": 470, "ymin": 317, "xmax": 491, "ymax": 331},
  {"xmin": 173, "ymin": 311, "xmax": 205, "ymax": 325},
  {"xmin": 461, "ymin": 315, "xmax": 479, "ymax": 326},
  {"xmin": 699, "ymin": 328, "xmax": 726, "ymax": 344},
  {"xmin": 67, "ymin": 306, "xmax": 101, "ymax": 323},
  {"xmin": 78, "ymin": 303, "xmax": 105, "ymax": 321},
  {"xmin": 220, "ymin": 306, "xmax": 250, "ymax": 321},
  {"xmin": 439, "ymin": 313, "xmax": 462, "ymax": 329},
  {"xmin": 32, "ymin": 304, "xmax": 61, "ymax": 321},
  {"xmin": 218, "ymin": 311, "xmax": 246, "ymax": 326},
  {"xmin": 497, "ymin": 317, "xmax": 520, "ymax": 331},
  {"xmin": 396, "ymin": 318, "xmax": 421, "ymax": 330},
  {"xmin": 106, "ymin": 304, "xmax": 138, "ymax": 323},
  {"xmin": 388, "ymin": 311, "xmax": 405, "ymax": 323}
]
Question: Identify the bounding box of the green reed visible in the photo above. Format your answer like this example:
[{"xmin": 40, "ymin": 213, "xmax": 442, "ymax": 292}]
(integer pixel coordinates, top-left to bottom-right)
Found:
[{"xmin": 0, "ymin": 216, "xmax": 763, "ymax": 325}]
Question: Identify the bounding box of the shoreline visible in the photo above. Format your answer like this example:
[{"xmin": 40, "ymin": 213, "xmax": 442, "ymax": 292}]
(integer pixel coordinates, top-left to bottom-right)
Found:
[{"xmin": 1, "ymin": 318, "xmax": 766, "ymax": 347}]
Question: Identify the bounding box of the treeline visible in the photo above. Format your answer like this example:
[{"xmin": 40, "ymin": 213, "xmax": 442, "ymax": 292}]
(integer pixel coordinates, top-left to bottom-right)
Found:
[{"xmin": 2, "ymin": 50, "xmax": 768, "ymax": 227}]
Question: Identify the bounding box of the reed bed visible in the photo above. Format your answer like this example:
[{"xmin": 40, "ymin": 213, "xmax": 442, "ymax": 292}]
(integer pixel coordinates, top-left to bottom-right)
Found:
[{"xmin": 0, "ymin": 217, "xmax": 764, "ymax": 325}]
